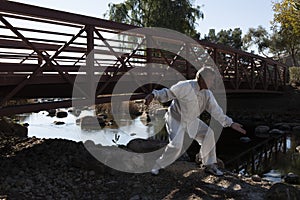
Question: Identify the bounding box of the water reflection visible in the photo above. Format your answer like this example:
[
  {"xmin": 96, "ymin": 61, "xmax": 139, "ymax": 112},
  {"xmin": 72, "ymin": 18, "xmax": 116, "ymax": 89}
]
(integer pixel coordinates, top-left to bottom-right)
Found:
[
  {"xmin": 17, "ymin": 108, "xmax": 164, "ymax": 146},
  {"xmin": 265, "ymin": 134, "xmax": 300, "ymax": 176},
  {"xmin": 263, "ymin": 170, "xmax": 282, "ymax": 183}
]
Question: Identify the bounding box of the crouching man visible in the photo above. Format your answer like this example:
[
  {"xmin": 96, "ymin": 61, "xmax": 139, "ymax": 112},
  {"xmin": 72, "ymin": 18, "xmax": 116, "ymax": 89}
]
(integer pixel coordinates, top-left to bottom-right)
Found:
[{"xmin": 145, "ymin": 67, "xmax": 246, "ymax": 176}]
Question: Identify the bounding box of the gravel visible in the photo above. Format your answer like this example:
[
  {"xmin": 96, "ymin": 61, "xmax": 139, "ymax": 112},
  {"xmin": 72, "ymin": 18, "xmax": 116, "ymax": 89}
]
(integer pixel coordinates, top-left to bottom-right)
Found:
[{"xmin": 0, "ymin": 132, "xmax": 279, "ymax": 200}]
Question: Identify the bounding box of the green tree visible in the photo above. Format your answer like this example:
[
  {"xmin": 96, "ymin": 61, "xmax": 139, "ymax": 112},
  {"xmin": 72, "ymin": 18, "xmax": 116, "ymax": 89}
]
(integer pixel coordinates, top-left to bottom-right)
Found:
[
  {"xmin": 231, "ymin": 28, "xmax": 243, "ymax": 49},
  {"xmin": 217, "ymin": 29, "xmax": 230, "ymax": 45},
  {"xmin": 204, "ymin": 28, "xmax": 243, "ymax": 49},
  {"xmin": 104, "ymin": 0, "xmax": 203, "ymax": 38},
  {"xmin": 243, "ymin": 26, "xmax": 271, "ymax": 57},
  {"xmin": 207, "ymin": 29, "xmax": 217, "ymax": 43},
  {"xmin": 272, "ymin": 0, "xmax": 300, "ymax": 66}
]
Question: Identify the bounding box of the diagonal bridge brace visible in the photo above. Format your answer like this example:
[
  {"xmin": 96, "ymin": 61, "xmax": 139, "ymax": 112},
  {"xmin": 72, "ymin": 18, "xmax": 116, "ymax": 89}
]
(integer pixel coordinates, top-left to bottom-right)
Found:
[
  {"xmin": 0, "ymin": 16, "xmax": 89, "ymax": 105},
  {"xmin": 153, "ymin": 39, "xmax": 188, "ymax": 87},
  {"xmin": 94, "ymin": 29, "xmax": 148, "ymax": 95}
]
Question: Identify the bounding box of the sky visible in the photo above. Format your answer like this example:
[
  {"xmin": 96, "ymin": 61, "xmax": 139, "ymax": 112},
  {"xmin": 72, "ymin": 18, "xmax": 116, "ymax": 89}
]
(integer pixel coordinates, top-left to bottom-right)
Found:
[{"xmin": 11, "ymin": 0, "xmax": 275, "ymax": 37}]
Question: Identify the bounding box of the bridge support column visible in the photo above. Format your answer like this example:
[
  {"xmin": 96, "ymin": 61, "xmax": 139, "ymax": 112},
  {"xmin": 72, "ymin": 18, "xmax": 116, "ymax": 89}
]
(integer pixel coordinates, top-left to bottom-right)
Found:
[
  {"xmin": 85, "ymin": 25, "xmax": 96, "ymax": 104},
  {"xmin": 146, "ymin": 35, "xmax": 153, "ymax": 92}
]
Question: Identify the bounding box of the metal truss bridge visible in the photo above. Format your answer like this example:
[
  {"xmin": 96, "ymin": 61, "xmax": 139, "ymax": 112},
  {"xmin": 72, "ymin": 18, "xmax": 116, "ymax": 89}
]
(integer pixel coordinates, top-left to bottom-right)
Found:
[{"xmin": 0, "ymin": 1, "xmax": 287, "ymax": 116}]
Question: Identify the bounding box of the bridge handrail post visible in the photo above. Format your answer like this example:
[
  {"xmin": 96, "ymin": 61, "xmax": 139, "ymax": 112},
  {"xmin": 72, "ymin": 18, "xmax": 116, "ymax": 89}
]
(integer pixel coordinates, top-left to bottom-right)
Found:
[
  {"xmin": 146, "ymin": 35, "xmax": 153, "ymax": 92},
  {"xmin": 85, "ymin": 25, "xmax": 95, "ymax": 101},
  {"xmin": 263, "ymin": 61, "xmax": 267, "ymax": 90},
  {"xmin": 251, "ymin": 59, "xmax": 254, "ymax": 89},
  {"xmin": 282, "ymin": 64, "xmax": 287, "ymax": 86},
  {"xmin": 234, "ymin": 53, "xmax": 239, "ymax": 90},
  {"xmin": 274, "ymin": 64, "xmax": 278, "ymax": 90}
]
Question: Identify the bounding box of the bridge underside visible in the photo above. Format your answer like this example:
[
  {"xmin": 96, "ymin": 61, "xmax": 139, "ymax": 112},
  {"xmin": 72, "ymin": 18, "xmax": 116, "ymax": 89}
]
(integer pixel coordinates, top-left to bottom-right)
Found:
[
  {"xmin": 0, "ymin": 80, "xmax": 283, "ymax": 99},
  {"xmin": 0, "ymin": 1, "xmax": 287, "ymax": 116}
]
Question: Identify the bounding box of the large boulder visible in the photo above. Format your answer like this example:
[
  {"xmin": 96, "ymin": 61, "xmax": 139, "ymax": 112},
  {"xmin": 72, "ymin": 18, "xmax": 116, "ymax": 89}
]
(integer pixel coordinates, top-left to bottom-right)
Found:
[
  {"xmin": 274, "ymin": 123, "xmax": 291, "ymax": 132},
  {"xmin": 0, "ymin": 118, "xmax": 28, "ymax": 137},
  {"xmin": 292, "ymin": 126, "xmax": 300, "ymax": 136},
  {"xmin": 284, "ymin": 172, "xmax": 300, "ymax": 184},
  {"xmin": 126, "ymin": 138, "xmax": 167, "ymax": 153},
  {"xmin": 265, "ymin": 183, "xmax": 300, "ymax": 200},
  {"xmin": 269, "ymin": 129, "xmax": 285, "ymax": 136},
  {"xmin": 47, "ymin": 109, "xmax": 56, "ymax": 117},
  {"xmin": 68, "ymin": 108, "xmax": 81, "ymax": 117},
  {"xmin": 240, "ymin": 136, "xmax": 251, "ymax": 143},
  {"xmin": 12, "ymin": 123, "xmax": 28, "ymax": 137},
  {"xmin": 251, "ymin": 174, "xmax": 262, "ymax": 182},
  {"xmin": 254, "ymin": 125, "xmax": 270, "ymax": 138},
  {"xmin": 296, "ymin": 145, "xmax": 300, "ymax": 153},
  {"xmin": 54, "ymin": 121, "xmax": 65, "ymax": 125},
  {"xmin": 56, "ymin": 111, "xmax": 68, "ymax": 118},
  {"xmin": 0, "ymin": 118, "xmax": 13, "ymax": 133},
  {"xmin": 80, "ymin": 116, "xmax": 106, "ymax": 130}
]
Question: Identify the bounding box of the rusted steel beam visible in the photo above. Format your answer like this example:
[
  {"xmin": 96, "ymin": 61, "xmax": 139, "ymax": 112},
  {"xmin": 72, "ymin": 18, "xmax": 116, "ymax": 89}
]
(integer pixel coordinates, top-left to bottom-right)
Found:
[
  {"xmin": 0, "ymin": 63, "xmax": 39, "ymax": 72},
  {"xmin": 108, "ymin": 37, "xmax": 149, "ymax": 94},
  {"xmin": 20, "ymin": 51, "xmax": 36, "ymax": 64},
  {"xmin": 95, "ymin": 30, "xmax": 148, "ymax": 95},
  {"xmin": 85, "ymin": 25, "xmax": 96, "ymax": 101},
  {"xmin": 0, "ymin": 79, "xmax": 284, "ymax": 101},
  {"xmin": 46, "ymin": 28, "xmax": 87, "ymax": 89},
  {"xmin": 0, "ymin": 17, "xmax": 88, "ymax": 104},
  {"xmin": 0, "ymin": 24, "xmax": 76, "ymax": 37},
  {"xmin": 0, "ymin": 39, "xmax": 86, "ymax": 52},
  {"xmin": 0, "ymin": 33, "xmax": 74, "ymax": 46},
  {"xmin": 199, "ymin": 40, "xmax": 287, "ymax": 68},
  {"xmin": 0, "ymin": 21, "xmax": 85, "ymax": 102},
  {"xmin": 0, "ymin": 76, "xmax": 73, "ymax": 86},
  {"xmin": 0, "ymin": 80, "xmax": 172, "ymax": 96},
  {"xmin": 94, "ymin": 29, "xmax": 127, "ymax": 67},
  {"xmin": 0, "ymin": 13, "xmax": 82, "ymax": 28},
  {"xmin": 0, "ymin": 16, "xmax": 50, "ymax": 104},
  {"xmin": 0, "ymin": 0, "xmax": 288, "ymax": 117},
  {"xmin": 0, "ymin": 63, "xmax": 124, "ymax": 73}
]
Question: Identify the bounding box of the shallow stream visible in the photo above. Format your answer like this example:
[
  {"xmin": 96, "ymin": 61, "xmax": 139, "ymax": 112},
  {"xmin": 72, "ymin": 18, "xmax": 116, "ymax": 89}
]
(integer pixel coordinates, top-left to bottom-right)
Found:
[{"xmin": 15, "ymin": 107, "xmax": 300, "ymax": 183}]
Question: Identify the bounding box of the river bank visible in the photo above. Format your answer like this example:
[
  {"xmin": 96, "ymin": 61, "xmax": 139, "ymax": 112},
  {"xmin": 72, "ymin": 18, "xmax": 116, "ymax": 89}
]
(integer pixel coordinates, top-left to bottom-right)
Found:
[
  {"xmin": 1, "ymin": 131, "xmax": 300, "ymax": 200},
  {"xmin": 0, "ymin": 133, "xmax": 271, "ymax": 199}
]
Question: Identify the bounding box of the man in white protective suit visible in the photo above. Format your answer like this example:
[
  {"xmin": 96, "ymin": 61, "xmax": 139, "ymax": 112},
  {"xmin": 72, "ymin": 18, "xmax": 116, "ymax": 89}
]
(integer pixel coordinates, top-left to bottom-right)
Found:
[{"xmin": 144, "ymin": 66, "xmax": 246, "ymax": 176}]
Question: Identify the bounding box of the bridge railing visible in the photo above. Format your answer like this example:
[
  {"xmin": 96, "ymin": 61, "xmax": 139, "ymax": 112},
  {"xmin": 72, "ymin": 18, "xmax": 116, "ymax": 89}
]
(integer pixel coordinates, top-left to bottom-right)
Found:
[
  {"xmin": 0, "ymin": 1, "xmax": 287, "ymax": 115},
  {"xmin": 199, "ymin": 40, "xmax": 287, "ymax": 92}
]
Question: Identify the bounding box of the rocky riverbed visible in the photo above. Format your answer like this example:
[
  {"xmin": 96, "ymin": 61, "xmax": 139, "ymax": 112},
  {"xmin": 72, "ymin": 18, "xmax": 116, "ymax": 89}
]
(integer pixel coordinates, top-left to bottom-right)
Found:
[
  {"xmin": 2, "ymin": 86, "xmax": 300, "ymax": 199},
  {"xmin": 1, "ymin": 130, "xmax": 299, "ymax": 200}
]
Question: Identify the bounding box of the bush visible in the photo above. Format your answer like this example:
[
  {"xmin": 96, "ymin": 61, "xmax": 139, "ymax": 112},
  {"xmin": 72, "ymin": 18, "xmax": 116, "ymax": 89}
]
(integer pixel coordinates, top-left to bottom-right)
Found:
[{"xmin": 289, "ymin": 67, "xmax": 300, "ymax": 85}]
